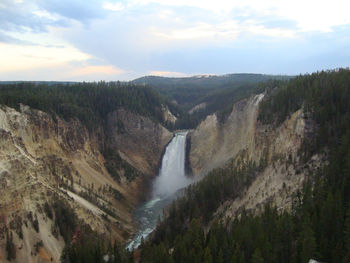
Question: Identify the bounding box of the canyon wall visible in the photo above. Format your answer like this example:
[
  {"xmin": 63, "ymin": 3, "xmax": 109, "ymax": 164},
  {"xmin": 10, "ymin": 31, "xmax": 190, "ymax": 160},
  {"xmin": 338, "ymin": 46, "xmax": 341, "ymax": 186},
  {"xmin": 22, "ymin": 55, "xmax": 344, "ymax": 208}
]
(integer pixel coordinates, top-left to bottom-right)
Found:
[
  {"xmin": 189, "ymin": 94, "xmax": 320, "ymax": 218},
  {"xmin": 0, "ymin": 104, "xmax": 171, "ymax": 263},
  {"xmin": 106, "ymin": 108, "xmax": 173, "ymax": 176}
]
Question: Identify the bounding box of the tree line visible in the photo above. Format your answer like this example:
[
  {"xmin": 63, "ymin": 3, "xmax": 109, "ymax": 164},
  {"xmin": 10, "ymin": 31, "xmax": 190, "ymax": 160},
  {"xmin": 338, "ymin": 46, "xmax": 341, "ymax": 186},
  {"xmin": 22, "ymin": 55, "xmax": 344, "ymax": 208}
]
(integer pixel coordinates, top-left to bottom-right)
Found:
[{"xmin": 0, "ymin": 81, "xmax": 176, "ymax": 131}]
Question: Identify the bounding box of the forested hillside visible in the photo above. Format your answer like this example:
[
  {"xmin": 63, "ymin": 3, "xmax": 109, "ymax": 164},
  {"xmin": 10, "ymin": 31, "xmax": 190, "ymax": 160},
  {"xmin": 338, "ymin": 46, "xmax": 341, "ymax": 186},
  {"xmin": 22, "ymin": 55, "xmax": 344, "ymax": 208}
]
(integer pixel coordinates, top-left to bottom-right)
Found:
[
  {"xmin": 0, "ymin": 81, "xmax": 177, "ymax": 131},
  {"xmin": 133, "ymin": 74, "xmax": 291, "ymax": 129},
  {"xmin": 138, "ymin": 69, "xmax": 350, "ymax": 263},
  {"xmin": 133, "ymin": 74, "xmax": 290, "ymax": 107},
  {"xmin": 0, "ymin": 78, "xmax": 271, "ymax": 130}
]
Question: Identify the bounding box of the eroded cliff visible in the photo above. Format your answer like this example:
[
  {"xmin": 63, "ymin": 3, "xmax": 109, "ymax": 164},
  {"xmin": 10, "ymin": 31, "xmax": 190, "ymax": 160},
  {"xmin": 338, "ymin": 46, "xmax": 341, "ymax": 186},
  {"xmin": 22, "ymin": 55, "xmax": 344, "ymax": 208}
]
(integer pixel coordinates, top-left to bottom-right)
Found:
[
  {"xmin": 189, "ymin": 94, "xmax": 321, "ymax": 218},
  {"xmin": 0, "ymin": 104, "xmax": 172, "ymax": 263},
  {"xmin": 106, "ymin": 109, "xmax": 173, "ymax": 176}
]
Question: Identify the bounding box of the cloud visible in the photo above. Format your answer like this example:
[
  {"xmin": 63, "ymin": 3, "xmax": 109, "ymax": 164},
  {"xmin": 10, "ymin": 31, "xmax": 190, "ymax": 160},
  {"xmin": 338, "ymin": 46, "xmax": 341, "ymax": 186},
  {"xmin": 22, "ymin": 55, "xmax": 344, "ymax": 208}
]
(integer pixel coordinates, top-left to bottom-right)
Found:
[
  {"xmin": 0, "ymin": 59, "xmax": 126, "ymax": 81},
  {"xmin": 103, "ymin": 2, "xmax": 125, "ymax": 11},
  {"xmin": 0, "ymin": 0, "xmax": 70, "ymax": 34},
  {"xmin": 0, "ymin": 1, "xmax": 46, "ymax": 33},
  {"xmin": 0, "ymin": 0, "xmax": 350, "ymax": 80},
  {"xmin": 154, "ymin": 20, "xmax": 296, "ymax": 40},
  {"xmin": 72, "ymin": 65, "xmax": 124, "ymax": 77},
  {"xmin": 129, "ymin": 0, "xmax": 350, "ymax": 32},
  {"xmin": 0, "ymin": 42, "xmax": 90, "ymax": 73},
  {"xmin": 37, "ymin": 0, "xmax": 107, "ymax": 23},
  {"xmin": 0, "ymin": 31, "xmax": 37, "ymax": 45}
]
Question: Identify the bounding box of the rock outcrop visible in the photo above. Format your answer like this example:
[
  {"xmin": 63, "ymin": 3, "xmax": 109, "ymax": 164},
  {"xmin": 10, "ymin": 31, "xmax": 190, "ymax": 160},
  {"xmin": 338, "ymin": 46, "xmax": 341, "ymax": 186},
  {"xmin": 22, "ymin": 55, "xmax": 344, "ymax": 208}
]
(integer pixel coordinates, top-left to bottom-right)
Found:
[
  {"xmin": 106, "ymin": 109, "xmax": 173, "ymax": 176},
  {"xmin": 189, "ymin": 94, "xmax": 265, "ymax": 176},
  {"xmin": 162, "ymin": 105, "xmax": 177, "ymax": 125},
  {"xmin": 189, "ymin": 94, "xmax": 320, "ymax": 218},
  {"xmin": 0, "ymin": 104, "xmax": 172, "ymax": 263}
]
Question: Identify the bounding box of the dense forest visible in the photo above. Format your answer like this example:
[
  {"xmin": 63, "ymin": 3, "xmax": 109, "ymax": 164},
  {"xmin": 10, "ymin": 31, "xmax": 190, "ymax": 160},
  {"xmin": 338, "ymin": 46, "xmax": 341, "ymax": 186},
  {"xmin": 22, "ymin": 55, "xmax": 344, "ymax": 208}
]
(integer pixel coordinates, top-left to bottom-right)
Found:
[
  {"xmin": 133, "ymin": 74, "xmax": 291, "ymax": 128},
  {"xmin": 0, "ymin": 81, "xmax": 178, "ymax": 131},
  {"xmin": 138, "ymin": 69, "xmax": 350, "ymax": 263},
  {"xmin": 133, "ymin": 74, "xmax": 290, "ymax": 108},
  {"xmin": 0, "ymin": 78, "xmax": 277, "ymax": 130}
]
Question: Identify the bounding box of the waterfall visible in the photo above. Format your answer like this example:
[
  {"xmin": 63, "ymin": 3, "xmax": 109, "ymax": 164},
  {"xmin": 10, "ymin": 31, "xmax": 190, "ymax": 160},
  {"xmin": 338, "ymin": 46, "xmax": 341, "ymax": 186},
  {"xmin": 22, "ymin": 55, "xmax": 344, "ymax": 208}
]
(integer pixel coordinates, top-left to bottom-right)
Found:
[
  {"xmin": 153, "ymin": 131, "xmax": 190, "ymax": 198},
  {"xmin": 127, "ymin": 131, "xmax": 190, "ymax": 250}
]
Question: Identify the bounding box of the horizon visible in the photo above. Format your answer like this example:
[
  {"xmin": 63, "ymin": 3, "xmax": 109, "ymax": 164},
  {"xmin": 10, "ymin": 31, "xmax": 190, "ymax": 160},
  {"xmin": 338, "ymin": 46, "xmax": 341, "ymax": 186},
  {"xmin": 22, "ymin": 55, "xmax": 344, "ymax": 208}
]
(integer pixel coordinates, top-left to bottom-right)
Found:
[
  {"xmin": 6, "ymin": 69, "xmax": 350, "ymax": 83},
  {"xmin": 0, "ymin": 71, "xmax": 296, "ymax": 82},
  {"xmin": 1, "ymin": 0, "xmax": 349, "ymax": 81},
  {"xmin": 1, "ymin": 68, "xmax": 348, "ymax": 83}
]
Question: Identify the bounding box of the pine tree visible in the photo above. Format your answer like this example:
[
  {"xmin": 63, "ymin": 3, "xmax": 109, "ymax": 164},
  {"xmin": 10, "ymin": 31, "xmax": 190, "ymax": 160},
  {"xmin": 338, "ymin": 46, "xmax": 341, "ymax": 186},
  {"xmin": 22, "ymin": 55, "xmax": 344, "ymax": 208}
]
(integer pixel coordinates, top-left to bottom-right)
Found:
[
  {"xmin": 6, "ymin": 231, "xmax": 16, "ymax": 261},
  {"xmin": 298, "ymin": 217, "xmax": 317, "ymax": 263},
  {"xmin": 345, "ymin": 205, "xmax": 350, "ymax": 251},
  {"xmin": 203, "ymin": 247, "xmax": 213, "ymax": 263},
  {"xmin": 251, "ymin": 248, "xmax": 264, "ymax": 263}
]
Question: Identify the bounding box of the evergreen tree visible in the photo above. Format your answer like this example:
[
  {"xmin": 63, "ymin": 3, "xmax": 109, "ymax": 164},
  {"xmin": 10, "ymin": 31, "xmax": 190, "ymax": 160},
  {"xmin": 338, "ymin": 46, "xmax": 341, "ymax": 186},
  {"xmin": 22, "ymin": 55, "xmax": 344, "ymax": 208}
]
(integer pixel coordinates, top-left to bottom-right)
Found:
[
  {"xmin": 251, "ymin": 248, "xmax": 264, "ymax": 263},
  {"xmin": 203, "ymin": 247, "xmax": 213, "ymax": 263}
]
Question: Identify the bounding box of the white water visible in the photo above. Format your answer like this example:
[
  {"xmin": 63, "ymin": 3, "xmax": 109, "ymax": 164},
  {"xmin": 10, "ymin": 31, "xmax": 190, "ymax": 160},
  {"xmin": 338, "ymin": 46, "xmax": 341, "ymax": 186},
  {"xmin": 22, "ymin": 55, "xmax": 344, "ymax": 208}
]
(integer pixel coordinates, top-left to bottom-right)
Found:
[
  {"xmin": 127, "ymin": 131, "xmax": 191, "ymax": 250},
  {"xmin": 153, "ymin": 131, "xmax": 191, "ymax": 198}
]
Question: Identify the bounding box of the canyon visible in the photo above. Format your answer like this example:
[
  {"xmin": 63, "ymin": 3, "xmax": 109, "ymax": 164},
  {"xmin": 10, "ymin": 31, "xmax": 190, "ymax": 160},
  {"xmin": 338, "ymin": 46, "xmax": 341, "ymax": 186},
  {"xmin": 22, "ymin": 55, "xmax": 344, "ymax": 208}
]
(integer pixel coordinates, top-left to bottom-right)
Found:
[{"xmin": 0, "ymin": 88, "xmax": 325, "ymax": 262}]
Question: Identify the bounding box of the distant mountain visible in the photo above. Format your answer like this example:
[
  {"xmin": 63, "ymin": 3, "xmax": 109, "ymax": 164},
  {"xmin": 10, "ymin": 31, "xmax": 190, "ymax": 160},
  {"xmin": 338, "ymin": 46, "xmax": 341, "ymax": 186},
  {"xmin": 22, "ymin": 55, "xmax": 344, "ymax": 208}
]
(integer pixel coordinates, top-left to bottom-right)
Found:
[
  {"xmin": 133, "ymin": 73, "xmax": 293, "ymax": 129},
  {"xmin": 133, "ymin": 73, "xmax": 291, "ymax": 91},
  {"xmin": 133, "ymin": 73, "xmax": 292, "ymax": 110}
]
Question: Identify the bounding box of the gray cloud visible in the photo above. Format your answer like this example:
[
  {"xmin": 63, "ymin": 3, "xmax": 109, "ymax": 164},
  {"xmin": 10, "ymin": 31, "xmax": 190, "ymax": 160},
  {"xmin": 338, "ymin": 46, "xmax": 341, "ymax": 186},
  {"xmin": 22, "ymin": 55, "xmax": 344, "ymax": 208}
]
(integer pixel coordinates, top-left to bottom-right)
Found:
[
  {"xmin": 37, "ymin": 0, "xmax": 107, "ymax": 23},
  {"xmin": 0, "ymin": 1, "xmax": 46, "ymax": 32},
  {"xmin": 0, "ymin": 0, "xmax": 105, "ymax": 37}
]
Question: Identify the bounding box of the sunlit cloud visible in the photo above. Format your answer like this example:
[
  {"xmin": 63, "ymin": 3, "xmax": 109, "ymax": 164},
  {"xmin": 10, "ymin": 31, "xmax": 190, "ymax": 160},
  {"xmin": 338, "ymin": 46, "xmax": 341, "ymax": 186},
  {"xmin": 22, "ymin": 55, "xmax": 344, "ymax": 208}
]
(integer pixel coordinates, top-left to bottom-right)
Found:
[
  {"xmin": 0, "ymin": 42, "xmax": 89, "ymax": 72},
  {"xmin": 0, "ymin": 58, "xmax": 126, "ymax": 82},
  {"xmin": 72, "ymin": 65, "xmax": 124, "ymax": 76}
]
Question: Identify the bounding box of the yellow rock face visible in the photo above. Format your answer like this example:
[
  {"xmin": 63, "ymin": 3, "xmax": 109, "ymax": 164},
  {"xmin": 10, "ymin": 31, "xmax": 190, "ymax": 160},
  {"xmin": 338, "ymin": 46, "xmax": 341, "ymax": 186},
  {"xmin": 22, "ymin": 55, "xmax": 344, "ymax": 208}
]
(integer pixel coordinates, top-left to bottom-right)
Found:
[{"xmin": 0, "ymin": 104, "xmax": 172, "ymax": 263}]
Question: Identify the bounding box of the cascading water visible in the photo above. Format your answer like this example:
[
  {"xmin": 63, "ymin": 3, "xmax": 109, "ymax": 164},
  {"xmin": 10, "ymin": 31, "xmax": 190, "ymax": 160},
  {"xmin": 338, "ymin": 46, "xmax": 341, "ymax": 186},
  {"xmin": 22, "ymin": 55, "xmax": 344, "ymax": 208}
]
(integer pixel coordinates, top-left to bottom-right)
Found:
[
  {"xmin": 153, "ymin": 131, "xmax": 190, "ymax": 198},
  {"xmin": 127, "ymin": 131, "xmax": 191, "ymax": 250}
]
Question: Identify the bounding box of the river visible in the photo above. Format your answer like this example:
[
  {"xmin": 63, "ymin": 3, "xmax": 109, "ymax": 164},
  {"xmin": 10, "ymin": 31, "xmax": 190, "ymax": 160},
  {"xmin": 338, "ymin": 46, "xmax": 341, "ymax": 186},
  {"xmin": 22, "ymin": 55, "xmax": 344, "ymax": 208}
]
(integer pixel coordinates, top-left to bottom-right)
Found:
[{"xmin": 127, "ymin": 131, "xmax": 191, "ymax": 250}]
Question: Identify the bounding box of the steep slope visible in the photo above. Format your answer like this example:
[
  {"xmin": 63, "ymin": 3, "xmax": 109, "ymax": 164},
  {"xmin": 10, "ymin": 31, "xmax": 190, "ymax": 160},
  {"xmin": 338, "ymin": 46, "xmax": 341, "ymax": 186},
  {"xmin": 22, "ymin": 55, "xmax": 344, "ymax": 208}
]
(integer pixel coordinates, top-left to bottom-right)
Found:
[
  {"xmin": 189, "ymin": 94, "xmax": 265, "ymax": 176},
  {"xmin": 0, "ymin": 104, "xmax": 172, "ymax": 263},
  {"xmin": 106, "ymin": 108, "xmax": 173, "ymax": 176},
  {"xmin": 189, "ymin": 93, "xmax": 318, "ymax": 216}
]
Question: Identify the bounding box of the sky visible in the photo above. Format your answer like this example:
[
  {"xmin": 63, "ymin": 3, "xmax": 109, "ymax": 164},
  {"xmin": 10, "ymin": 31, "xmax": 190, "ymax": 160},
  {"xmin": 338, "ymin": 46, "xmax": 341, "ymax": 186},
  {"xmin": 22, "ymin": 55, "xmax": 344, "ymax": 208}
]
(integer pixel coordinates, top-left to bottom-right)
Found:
[{"xmin": 0, "ymin": 0, "xmax": 350, "ymax": 81}]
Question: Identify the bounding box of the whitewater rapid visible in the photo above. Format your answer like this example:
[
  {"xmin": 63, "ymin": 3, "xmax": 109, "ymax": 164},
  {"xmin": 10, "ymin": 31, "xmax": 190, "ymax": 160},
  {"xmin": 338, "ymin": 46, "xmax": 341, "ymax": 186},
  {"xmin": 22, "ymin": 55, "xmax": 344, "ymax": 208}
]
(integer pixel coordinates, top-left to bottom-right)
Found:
[{"xmin": 127, "ymin": 131, "xmax": 191, "ymax": 250}]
